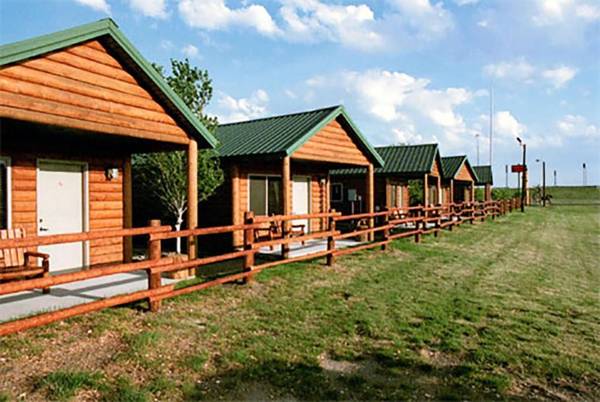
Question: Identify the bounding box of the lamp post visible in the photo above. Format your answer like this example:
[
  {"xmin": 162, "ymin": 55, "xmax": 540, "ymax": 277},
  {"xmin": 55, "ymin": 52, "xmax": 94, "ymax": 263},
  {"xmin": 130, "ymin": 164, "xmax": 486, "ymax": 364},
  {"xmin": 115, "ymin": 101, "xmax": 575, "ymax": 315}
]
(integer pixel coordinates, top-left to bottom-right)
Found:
[
  {"xmin": 536, "ymin": 158, "xmax": 546, "ymax": 207},
  {"xmin": 475, "ymin": 133, "xmax": 480, "ymax": 165},
  {"xmin": 517, "ymin": 137, "xmax": 526, "ymax": 212}
]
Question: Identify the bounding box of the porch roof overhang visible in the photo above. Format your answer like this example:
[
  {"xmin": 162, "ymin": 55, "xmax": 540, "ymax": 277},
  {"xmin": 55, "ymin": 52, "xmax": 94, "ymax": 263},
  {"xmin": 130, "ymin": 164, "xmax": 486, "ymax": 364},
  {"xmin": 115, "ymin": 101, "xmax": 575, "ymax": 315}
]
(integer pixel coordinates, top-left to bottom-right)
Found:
[{"xmin": 0, "ymin": 18, "xmax": 218, "ymax": 150}]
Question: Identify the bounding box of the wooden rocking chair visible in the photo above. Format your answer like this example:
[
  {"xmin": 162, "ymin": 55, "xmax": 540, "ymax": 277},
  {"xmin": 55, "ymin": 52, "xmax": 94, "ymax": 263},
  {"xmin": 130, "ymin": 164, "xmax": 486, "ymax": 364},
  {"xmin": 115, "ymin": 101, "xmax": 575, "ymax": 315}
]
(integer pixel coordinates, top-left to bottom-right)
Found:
[
  {"xmin": 0, "ymin": 228, "xmax": 51, "ymax": 293},
  {"xmin": 254, "ymin": 217, "xmax": 306, "ymax": 250}
]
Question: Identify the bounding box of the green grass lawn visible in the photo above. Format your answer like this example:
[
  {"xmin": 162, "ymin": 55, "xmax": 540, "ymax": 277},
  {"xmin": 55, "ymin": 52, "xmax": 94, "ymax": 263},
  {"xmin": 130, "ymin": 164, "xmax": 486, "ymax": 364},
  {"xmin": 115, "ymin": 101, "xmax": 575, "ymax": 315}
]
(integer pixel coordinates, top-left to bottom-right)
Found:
[{"xmin": 1, "ymin": 205, "xmax": 599, "ymax": 401}]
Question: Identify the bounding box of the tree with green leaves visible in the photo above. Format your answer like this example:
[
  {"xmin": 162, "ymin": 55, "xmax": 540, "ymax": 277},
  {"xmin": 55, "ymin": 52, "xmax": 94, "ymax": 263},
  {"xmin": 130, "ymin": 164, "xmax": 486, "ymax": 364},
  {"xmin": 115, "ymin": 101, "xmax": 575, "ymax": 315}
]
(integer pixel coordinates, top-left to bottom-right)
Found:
[{"xmin": 133, "ymin": 59, "xmax": 223, "ymax": 253}]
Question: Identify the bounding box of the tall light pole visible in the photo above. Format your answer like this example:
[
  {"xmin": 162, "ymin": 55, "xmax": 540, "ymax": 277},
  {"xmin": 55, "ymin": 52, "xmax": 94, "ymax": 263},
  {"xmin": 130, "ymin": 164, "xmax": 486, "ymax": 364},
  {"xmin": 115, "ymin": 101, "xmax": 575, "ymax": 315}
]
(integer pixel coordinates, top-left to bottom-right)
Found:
[
  {"xmin": 489, "ymin": 85, "xmax": 494, "ymax": 166},
  {"xmin": 475, "ymin": 133, "xmax": 480, "ymax": 165},
  {"xmin": 554, "ymin": 170, "xmax": 557, "ymax": 186},
  {"xmin": 583, "ymin": 163, "xmax": 587, "ymax": 186},
  {"xmin": 536, "ymin": 158, "xmax": 546, "ymax": 207},
  {"xmin": 505, "ymin": 164, "xmax": 509, "ymax": 188},
  {"xmin": 517, "ymin": 137, "xmax": 526, "ymax": 212}
]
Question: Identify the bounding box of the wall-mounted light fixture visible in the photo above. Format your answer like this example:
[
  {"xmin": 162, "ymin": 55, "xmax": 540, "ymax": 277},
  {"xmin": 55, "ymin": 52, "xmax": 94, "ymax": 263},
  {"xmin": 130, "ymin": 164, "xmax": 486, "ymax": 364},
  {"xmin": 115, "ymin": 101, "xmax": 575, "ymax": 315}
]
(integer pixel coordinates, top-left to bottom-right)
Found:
[{"xmin": 105, "ymin": 167, "xmax": 119, "ymax": 180}]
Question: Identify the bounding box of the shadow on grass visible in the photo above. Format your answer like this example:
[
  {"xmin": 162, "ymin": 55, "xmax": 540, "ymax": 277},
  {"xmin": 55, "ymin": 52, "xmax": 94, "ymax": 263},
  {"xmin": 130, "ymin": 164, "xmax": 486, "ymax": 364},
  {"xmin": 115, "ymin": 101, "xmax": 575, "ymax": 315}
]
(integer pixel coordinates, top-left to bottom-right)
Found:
[{"xmin": 184, "ymin": 351, "xmax": 506, "ymax": 401}]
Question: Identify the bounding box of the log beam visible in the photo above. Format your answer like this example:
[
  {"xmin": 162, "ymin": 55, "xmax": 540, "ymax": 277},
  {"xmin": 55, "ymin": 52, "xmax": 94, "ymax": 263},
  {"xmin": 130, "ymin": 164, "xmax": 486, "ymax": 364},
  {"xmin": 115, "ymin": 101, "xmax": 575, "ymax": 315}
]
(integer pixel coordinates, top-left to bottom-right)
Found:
[{"xmin": 187, "ymin": 139, "xmax": 198, "ymax": 259}]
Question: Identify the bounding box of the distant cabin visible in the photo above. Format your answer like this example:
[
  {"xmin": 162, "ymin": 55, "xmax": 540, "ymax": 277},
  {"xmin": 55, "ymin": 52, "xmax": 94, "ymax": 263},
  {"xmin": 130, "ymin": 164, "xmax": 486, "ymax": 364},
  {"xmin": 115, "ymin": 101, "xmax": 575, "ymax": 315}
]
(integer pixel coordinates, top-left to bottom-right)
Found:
[
  {"xmin": 473, "ymin": 165, "xmax": 494, "ymax": 201},
  {"xmin": 330, "ymin": 143, "xmax": 443, "ymax": 213},
  {"xmin": 200, "ymin": 105, "xmax": 384, "ymax": 249},
  {"xmin": 440, "ymin": 156, "xmax": 477, "ymax": 204}
]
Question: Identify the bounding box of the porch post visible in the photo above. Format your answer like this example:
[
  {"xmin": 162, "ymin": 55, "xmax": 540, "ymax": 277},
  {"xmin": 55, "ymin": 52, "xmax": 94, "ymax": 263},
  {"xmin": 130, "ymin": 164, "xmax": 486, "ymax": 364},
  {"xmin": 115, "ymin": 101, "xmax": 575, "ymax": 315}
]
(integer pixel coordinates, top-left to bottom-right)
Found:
[
  {"xmin": 123, "ymin": 155, "xmax": 133, "ymax": 262},
  {"xmin": 470, "ymin": 181, "xmax": 475, "ymax": 202},
  {"xmin": 231, "ymin": 164, "xmax": 240, "ymax": 248},
  {"xmin": 423, "ymin": 173, "xmax": 429, "ymax": 206},
  {"xmin": 187, "ymin": 139, "xmax": 198, "ymax": 260},
  {"xmin": 450, "ymin": 179, "xmax": 454, "ymax": 205},
  {"xmin": 437, "ymin": 175, "xmax": 442, "ymax": 205},
  {"xmin": 282, "ymin": 156, "xmax": 291, "ymax": 259},
  {"xmin": 366, "ymin": 163, "xmax": 374, "ymax": 241},
  {"xmin": 485, "ymin": 184, "xmax": 492, "ymax": 201}
]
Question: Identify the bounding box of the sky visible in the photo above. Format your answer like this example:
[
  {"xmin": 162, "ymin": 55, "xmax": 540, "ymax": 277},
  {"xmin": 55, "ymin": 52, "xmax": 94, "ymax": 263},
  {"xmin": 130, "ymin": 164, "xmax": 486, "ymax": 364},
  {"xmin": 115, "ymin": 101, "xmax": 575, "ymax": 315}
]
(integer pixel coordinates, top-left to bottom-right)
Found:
[{"xmin": 1, "ymin": 0, "xmax": 599, "ymax": 186}]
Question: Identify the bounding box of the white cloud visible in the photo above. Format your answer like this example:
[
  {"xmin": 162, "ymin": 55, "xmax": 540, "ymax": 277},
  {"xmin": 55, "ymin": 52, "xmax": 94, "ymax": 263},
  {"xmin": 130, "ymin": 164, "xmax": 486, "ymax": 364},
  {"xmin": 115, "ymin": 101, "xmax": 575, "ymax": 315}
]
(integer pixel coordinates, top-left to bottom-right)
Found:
[
  {"xmin": 386, "ymin": 0, "xmax": 454, "ymax": 40},
  {"xmin": 216, "ymin": 89, "xmax": 269, "ymax": 123},
  {"xmin": 178, "ymin": 0, "xmax": 280, "ymax": 36},
  {"xmin": 73, "ymin": 0, "xmax": 110, "ymax": 13},
  {"xmin": 307, "ymin": 68, "xmax": 483, "ymax": 151},
  {"xmin": 541, "ymin": 66, "xmax": 578, "ymax": 89},
  {"xmin": 160, "ymin": 39, "xmax": 174, "ymax": 50},
  {"xmin": 454, "ymin": 0, "xmax": 479, "ymax": 5},
  {"xmin": 279, "ymin": 0, "xmax": 384, "ymax": 51},
  {"xmin": 181, "ymin": 44, "xmax": 200, "ymax": 58},
  {"xmin": 477, "ymin": 19, "xmax": 489, "ymax": 28},
  {"xmin": 557, "ymin": 114, "xmax": 599, "ymax": 140},
  {"xmin": 494, "ymin": 111, "xmax": 527, "ymax": 141},
  {"xmin": 128, "ymin": 0, "xmax": 168, "ymax": 18},
  {"xmin": 532, "ymin": 0, "xmax": 600, "ymax": 25},
  {"xmin": 484, "ymin": 59, "xmax": 536, "ymax": 83},
  {"xmin": 484, "ymin": 59, "xmax": 577, "ymax": 89}
]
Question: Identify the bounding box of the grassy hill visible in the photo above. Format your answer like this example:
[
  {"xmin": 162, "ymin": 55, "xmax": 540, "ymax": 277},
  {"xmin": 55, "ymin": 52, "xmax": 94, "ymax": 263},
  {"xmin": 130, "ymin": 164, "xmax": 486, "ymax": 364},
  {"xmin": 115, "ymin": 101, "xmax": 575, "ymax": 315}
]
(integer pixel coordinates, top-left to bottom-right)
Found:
[{"xmin": 545, "ymin": 186, "xmax": 600, "ymax": 204}]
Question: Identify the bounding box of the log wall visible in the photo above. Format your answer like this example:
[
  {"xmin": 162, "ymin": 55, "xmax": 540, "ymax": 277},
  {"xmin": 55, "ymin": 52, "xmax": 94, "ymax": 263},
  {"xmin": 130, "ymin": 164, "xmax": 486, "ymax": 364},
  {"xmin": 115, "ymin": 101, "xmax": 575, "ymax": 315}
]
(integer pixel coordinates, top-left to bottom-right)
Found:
[{"xmin": 0, "ymin": 40, "xmax": 189, "ymax": 145}]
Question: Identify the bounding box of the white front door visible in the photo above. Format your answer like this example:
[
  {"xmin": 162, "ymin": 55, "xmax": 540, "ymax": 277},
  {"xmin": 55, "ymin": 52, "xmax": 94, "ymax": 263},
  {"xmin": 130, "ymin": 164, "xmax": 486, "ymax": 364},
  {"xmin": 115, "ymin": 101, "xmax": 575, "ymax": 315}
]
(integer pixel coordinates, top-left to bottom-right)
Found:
[
  {"xmin": 292, "ymin": 176, "xmax": 310, "ymax": 233},
  {"xmin": 37, "ymin": 161, "xmax": 87, "ymax": 272}
]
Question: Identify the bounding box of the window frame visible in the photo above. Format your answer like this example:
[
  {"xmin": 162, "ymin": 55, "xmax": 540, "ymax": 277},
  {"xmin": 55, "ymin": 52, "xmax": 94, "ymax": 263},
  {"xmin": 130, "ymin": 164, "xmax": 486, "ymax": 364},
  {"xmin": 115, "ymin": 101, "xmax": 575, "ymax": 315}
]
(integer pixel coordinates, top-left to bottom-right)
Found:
[
  {"xmin": 0, "ymin": 156, "xmax": 12, "ymax": 229},
  {"xmin": 248, "ymin": 174, "xmax": 283, "ymax": 216}
]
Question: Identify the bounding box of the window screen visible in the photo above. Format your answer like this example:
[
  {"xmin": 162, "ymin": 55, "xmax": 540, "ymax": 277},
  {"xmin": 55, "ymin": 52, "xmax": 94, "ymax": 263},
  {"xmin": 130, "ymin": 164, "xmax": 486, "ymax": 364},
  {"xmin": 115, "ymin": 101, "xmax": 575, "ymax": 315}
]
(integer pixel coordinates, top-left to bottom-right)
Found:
[
  {"xmin": 267, "ymin": 177, "xmax": 282, "ymax": 215},
  {"xmin": 249, "ymin": 176, "xmax": 267, "ymax": 216}
]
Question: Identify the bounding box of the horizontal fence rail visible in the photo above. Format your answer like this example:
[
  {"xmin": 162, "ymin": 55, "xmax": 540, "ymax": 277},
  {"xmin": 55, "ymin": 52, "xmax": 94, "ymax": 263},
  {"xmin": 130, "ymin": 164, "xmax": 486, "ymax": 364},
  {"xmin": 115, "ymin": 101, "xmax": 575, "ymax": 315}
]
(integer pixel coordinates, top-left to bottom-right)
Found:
[{"xmin": 0, "ymin": 198, "xmax": 519, "ymax": 336}]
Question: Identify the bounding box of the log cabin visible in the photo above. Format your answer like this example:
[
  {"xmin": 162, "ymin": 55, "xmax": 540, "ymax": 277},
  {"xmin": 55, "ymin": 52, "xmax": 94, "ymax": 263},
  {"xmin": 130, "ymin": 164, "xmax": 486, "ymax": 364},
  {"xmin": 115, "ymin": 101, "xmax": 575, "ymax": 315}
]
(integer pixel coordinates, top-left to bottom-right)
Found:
[
  {"xmin": 0, "ymin": 19, "xmax": 218, "ymax": 271},
  {"xmin": 473, "ymin": 165, "xmax": 493, "ymax": 201},
  {"xmin": 200, "ymin": 105, "xmax": 384, "ymax": 249},
  {"xmin": 440, "ymin": 156, "xmax": 477, "ymax": 205},
  {"xmin": 330, "ymin": 143, "xmax": 444, "ymax": 213}
]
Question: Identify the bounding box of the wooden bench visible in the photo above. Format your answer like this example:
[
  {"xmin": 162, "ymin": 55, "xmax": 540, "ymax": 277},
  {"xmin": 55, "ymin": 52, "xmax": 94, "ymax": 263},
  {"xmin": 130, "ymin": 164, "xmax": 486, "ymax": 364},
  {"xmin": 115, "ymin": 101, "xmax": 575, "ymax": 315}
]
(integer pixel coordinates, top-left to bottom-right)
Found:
[
  {"xmin": 0, "ymin": 228, "xmax": 50, "ymax": 293},
  {"xmin": 255, "ymin": 218, "xmax": 306, "ymax": 250}
]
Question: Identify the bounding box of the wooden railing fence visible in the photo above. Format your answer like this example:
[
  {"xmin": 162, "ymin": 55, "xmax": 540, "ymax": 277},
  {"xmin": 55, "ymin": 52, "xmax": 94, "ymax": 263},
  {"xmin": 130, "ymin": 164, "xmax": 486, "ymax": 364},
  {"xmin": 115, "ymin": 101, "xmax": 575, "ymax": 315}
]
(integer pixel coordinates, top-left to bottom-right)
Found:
[{"xmin": 0, "ymin": 198, "xmax": 519, "ymax": 336}]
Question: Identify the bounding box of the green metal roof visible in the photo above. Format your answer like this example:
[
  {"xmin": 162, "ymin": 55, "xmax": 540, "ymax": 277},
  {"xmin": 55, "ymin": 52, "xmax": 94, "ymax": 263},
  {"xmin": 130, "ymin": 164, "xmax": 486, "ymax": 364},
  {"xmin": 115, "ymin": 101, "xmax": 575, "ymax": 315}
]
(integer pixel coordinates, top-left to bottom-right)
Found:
[
  {"xmin": 330, "ymin": 143, "xmax": 439, "ymax": 176},
  {"xmin": 0, "ymin": 19, "xmax": 218, "ymax": 148},
  {"xmin": 473, "ymin": 165, "xmax": 493, "ymax": 185},
  {"xmin": 215, "ymin": 105, "xmax": 384, "ymax": 166},
  {"xmin": 440, "ymin": 156, "xmax": 466, "ymax": 179},
  {"xmin": 440, "ymin": 155, "xmax": 477, "ymax": 181}
]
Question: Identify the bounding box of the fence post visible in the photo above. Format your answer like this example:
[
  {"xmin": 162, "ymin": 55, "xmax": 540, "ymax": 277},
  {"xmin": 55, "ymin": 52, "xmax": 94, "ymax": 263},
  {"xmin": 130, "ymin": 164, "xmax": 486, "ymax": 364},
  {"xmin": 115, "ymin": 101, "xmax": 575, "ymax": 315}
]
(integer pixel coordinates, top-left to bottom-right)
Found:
[
  {"xmin": 327, "ymin": 210, "xmax": 336, "ymax": 266},
  {"xmin": 415, "ymin": 205, "xmax": 422, "ymax": 243},
  {"xmin": 243, "ymin": 211, "xmax": 255, "ymax": 283},
  {"xmin": 147, "ymin": 219, "xmax": 162, "ymax": 313},
  {"xmin": 448, "ymin": 204, "xmax": 454, "ymax": 232},
  {"xmin": 382, "ymin": 208, "xmax": 390, "ymax": 251}
]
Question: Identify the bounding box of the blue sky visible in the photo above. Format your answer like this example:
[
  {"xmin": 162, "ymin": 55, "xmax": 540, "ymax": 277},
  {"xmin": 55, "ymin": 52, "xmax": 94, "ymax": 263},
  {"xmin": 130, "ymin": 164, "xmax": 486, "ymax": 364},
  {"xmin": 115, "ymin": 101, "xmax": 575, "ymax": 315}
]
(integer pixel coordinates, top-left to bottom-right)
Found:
[{"xmin": 1, "ymin": 0, "xmax": 599, "ymax": 186}]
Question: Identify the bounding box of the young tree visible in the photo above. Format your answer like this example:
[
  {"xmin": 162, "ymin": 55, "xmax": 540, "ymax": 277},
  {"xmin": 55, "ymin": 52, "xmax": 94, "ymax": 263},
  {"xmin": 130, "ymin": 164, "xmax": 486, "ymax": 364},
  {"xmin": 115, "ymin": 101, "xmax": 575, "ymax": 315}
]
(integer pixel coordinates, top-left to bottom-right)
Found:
[{"xmin": 133, "ymin": 59, "xmax": 223, "ymax": 253}]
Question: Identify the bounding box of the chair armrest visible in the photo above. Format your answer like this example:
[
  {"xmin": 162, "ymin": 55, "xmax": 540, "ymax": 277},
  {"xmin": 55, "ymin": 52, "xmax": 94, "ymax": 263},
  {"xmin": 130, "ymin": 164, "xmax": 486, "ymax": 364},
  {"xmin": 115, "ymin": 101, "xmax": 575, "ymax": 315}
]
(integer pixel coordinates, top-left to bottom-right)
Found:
[
  {"xmin": 24, "ymin": 251, "xmax": 50, "ymax": 261},
  {"xmin": 291, "ymin": 224, "xmax": 305, "ymax": 230},
  {"xmin": 25, "ymin": 251, "xmax": 50, "ymax": 272}
]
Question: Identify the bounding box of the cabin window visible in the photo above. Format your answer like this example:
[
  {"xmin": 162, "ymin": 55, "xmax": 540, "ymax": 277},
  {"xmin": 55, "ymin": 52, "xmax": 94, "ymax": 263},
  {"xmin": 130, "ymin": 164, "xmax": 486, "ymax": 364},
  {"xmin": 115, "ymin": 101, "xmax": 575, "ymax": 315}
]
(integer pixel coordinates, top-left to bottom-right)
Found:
[
  {"xmin": 331, "ymin": 183, "xmax": 343, "ymax": 202},
  {"xmin": 0, "ymin": 157, "xmax": 10, "ymax": 229},
  {"xmin": 249, "ymin": 175, "xmax": 283, "ymax": 216}
]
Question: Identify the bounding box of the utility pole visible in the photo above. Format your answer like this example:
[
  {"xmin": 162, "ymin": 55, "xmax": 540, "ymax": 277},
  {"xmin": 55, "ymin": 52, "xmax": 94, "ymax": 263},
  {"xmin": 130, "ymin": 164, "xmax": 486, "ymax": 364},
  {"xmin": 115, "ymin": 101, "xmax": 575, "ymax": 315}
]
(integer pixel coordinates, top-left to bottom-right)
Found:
[
  {"xmin": 505, "ymin": 164, "xmax": 508, "ymax": 188},
  {"xmin": 542, "ymin": 161, "xmax": 546, "ymax": 207},
  {"xmin": 489, "ymin": 85, "xmax": 494, "ymax": 166},
  {"xmin": 517, "ymin": 137, "xmax": 526, "ymax": 212},
  {"xmin": 583, "ymin": 163, "xmax": 587, "ymax": 186},
  {"xmin": 476, "ymin": 133, "xmax": 480, "ymax": 165},
  {"xmin": 553, "ymin": 170, "xmax": 557, "ymax": 186}
]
